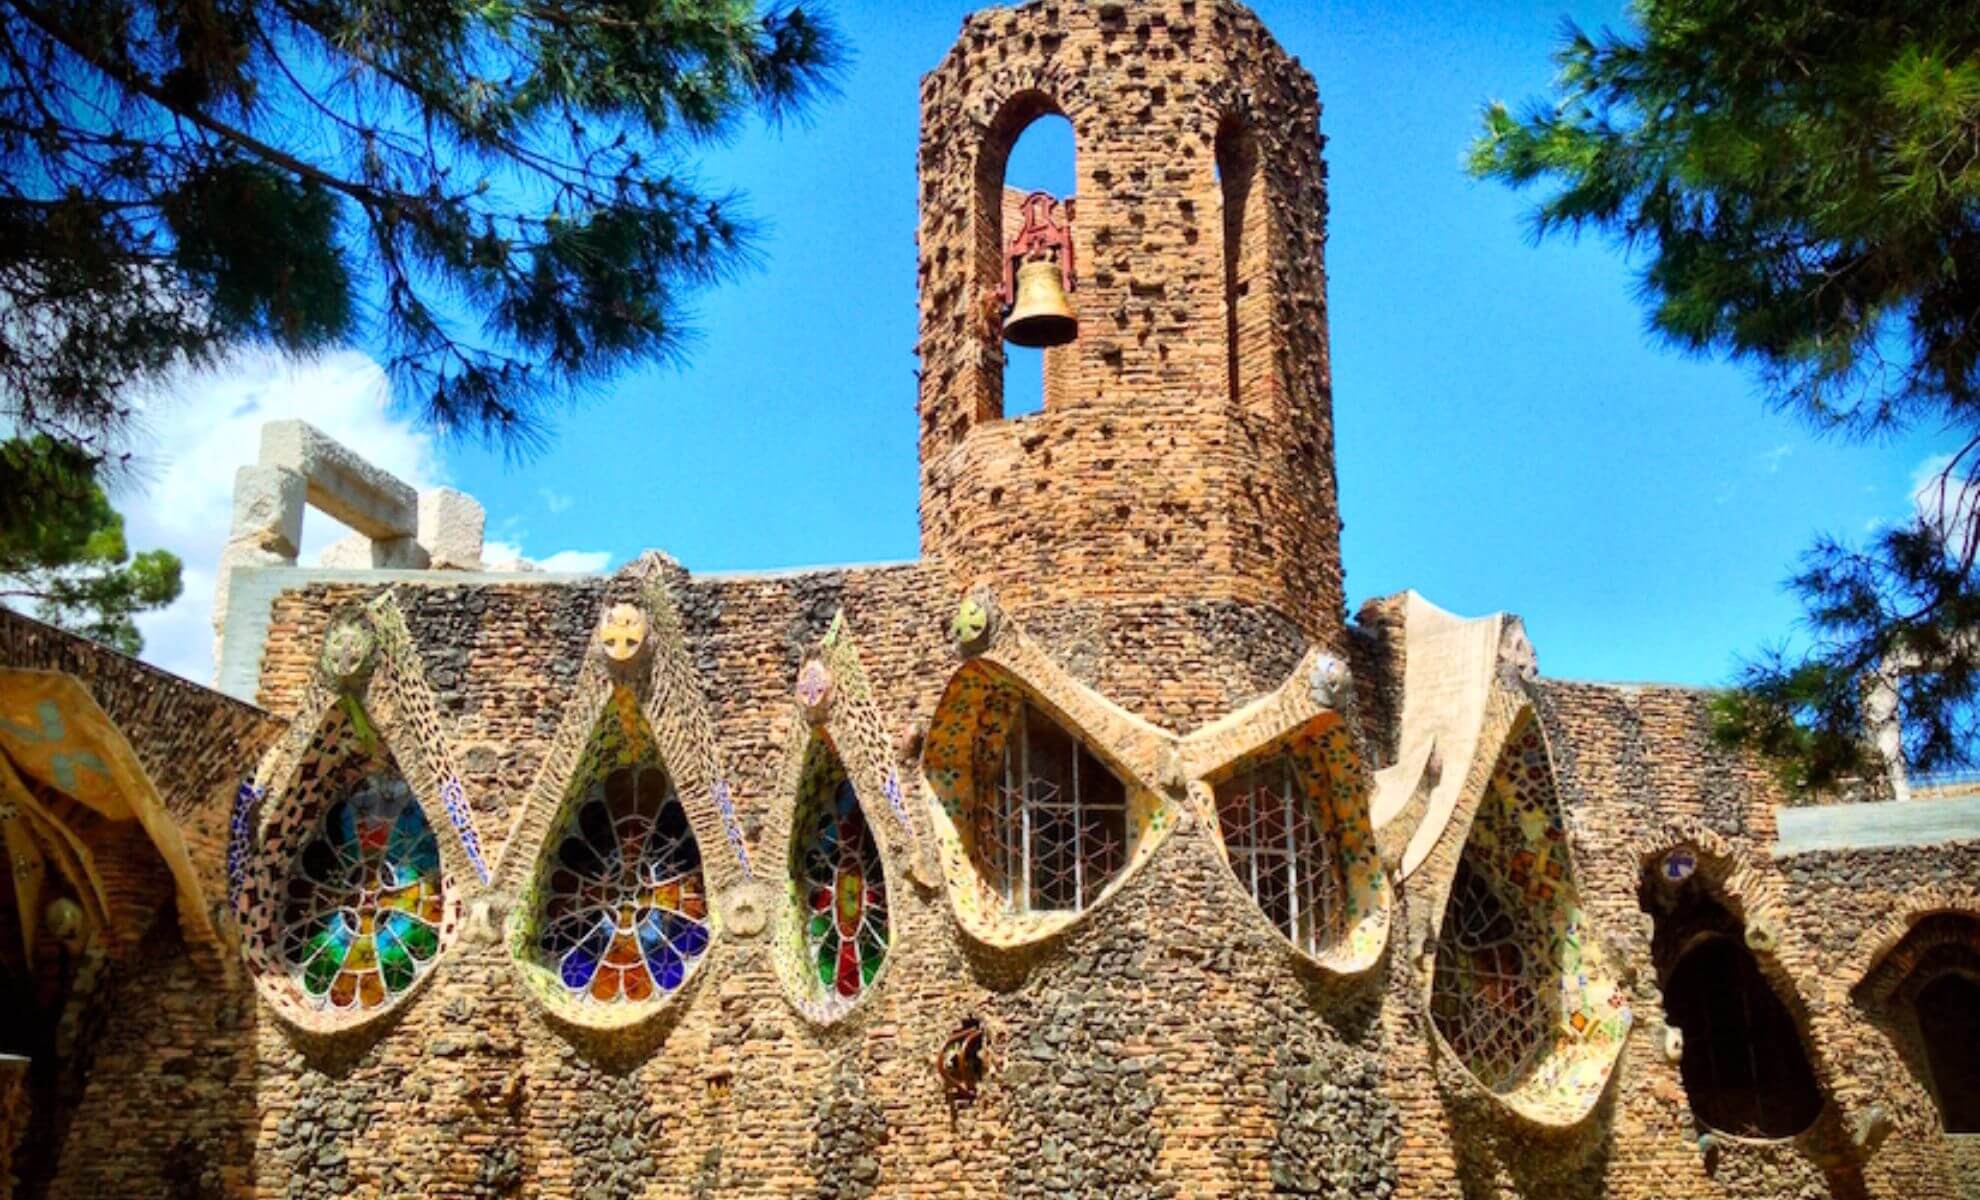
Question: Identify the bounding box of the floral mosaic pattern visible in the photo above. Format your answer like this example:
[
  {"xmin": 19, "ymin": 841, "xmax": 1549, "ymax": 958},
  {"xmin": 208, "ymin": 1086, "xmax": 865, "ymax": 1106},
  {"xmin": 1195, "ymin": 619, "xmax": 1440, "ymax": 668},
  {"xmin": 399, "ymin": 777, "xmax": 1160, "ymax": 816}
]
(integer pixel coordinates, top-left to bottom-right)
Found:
[
  {"xmin": 278, "ymin": 769, "xmax": 444, "ymax": 1011},
  {"xmin": 1429, "ymin": 713, "xmax": 1629, "ymax": 1122},
  {"xmin": 790, "ymin": 737, "xmax": 889, "ymax": 1007},
  {"xmin": 529, "ymin": 689, "xmax": 710, "ymax": 1004}
]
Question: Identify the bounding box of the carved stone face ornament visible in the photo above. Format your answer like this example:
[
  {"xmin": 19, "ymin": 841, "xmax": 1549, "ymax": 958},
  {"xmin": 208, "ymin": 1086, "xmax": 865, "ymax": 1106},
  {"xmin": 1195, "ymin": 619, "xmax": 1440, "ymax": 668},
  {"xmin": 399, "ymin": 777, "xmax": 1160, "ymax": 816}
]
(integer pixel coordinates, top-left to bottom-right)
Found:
[
  {"xmin": 952, "ymin": 595, "xmax": 995, "ymax": 656},
  {"xmin": 598, "ymin": 603, "xmax": 650, "ymax": 666},
  {"xmin": 1308, "ymin": 654, "xmax": 1351, "ymax": 709}
]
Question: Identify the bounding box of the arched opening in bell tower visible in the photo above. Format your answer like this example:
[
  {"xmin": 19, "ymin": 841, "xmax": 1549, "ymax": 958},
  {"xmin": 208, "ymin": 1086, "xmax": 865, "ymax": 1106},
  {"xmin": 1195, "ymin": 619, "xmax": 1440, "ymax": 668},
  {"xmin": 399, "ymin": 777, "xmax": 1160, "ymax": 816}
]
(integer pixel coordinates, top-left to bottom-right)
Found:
[
  {"xmin": 1217, "ymin": 114, "xmax": 1271, "ymax": 416},
  {"xmin": 976, "ymin": 95, "xmax": 1076, "ymax": 423}
]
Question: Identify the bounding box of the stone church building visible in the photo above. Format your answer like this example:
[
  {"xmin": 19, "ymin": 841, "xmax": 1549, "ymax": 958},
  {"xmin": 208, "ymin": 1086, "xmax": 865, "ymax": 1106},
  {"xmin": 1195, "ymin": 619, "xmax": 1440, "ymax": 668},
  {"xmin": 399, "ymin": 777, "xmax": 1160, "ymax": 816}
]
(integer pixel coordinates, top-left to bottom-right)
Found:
[{"xmin": 1, "ymin": 1, "xmax": 1976, "ymax": 1196}]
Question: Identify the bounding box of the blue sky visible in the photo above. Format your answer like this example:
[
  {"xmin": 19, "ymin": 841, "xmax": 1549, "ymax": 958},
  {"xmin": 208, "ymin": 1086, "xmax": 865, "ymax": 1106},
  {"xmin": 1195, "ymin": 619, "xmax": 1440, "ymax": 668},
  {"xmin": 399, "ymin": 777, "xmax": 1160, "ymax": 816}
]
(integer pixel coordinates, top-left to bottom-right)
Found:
[{"xmin": 146, "ymin": 1, "xmax": 1952, "ymax": 688}]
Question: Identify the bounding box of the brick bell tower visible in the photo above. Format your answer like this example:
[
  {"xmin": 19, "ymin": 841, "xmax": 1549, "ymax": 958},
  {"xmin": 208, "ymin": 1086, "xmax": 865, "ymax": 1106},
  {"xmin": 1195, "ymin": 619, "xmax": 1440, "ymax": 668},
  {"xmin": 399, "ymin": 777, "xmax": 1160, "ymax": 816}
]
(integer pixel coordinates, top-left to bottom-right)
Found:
[{"xmin": 915, "ymin": 0, "xmax": 1344, "ymax": 715}]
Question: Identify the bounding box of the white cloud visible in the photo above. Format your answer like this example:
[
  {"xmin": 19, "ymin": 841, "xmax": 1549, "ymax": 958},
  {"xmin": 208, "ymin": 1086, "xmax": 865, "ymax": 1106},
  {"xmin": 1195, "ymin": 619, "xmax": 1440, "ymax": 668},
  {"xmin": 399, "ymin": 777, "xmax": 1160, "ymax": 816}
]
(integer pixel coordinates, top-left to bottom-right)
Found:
[
  {"xmin": 480, "ymin": 539, "xmax": 612, "ymax": 574},
  {"xmin": 1759, "ymin": 442, "xmax": 1794, "ymax": 473},
  {"xmin": 1910, "ymin": 451, "xmax": 1979, "ymax": 550},
  {"xmin": 94, "ymin": 347, "xmax": 616, "ymax": 687},
  {"xmin": 121, "ymin": 349, "xmax": 442, "ymax": 684},
  {"xmin": 540, "ymin": 487, "xmax": 574, "ymax": 514},
  {"xmin": 534, "ymin": 549, "xmax": 613, "ymax": 573}
]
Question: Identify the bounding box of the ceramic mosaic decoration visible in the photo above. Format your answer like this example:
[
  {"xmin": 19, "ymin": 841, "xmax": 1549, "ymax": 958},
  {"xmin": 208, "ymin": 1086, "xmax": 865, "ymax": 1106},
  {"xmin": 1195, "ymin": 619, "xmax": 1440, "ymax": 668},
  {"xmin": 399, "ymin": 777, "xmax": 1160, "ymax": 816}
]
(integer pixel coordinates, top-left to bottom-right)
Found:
[{"xmin": 1429, "ymin": 713, "xmax": 1630, "ymax": 1124}]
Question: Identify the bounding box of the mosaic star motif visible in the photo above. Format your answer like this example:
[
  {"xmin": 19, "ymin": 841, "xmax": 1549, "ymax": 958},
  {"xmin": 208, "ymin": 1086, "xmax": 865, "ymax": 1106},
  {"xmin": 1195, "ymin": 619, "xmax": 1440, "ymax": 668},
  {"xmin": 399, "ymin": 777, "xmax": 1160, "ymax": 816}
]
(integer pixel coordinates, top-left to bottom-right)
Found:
[
  {"xmin": 791, "ymin": 741, "xmax": 888, "ymax": 1005},
  {"xmin": 278, "ymin": 772, "xmax": 443, "ymax": 1011}
]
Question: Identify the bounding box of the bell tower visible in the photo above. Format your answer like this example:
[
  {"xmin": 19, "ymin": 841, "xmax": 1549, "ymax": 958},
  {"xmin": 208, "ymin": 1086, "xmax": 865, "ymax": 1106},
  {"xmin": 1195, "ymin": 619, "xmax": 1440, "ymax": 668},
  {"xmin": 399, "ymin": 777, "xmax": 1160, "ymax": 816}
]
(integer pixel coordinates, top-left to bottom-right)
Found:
[{"xmin": 915, "ymin": 0, "xmax": 1345, "ymax": 707}]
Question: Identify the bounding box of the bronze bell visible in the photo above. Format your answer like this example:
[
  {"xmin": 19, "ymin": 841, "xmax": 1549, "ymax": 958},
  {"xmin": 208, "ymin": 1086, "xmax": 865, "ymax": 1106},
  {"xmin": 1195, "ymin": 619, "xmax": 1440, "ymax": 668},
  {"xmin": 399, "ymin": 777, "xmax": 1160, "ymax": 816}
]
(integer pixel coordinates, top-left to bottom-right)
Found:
[{"xmin": 1003, "ymin": 259, "xmax": 1078, "ymax": 348}]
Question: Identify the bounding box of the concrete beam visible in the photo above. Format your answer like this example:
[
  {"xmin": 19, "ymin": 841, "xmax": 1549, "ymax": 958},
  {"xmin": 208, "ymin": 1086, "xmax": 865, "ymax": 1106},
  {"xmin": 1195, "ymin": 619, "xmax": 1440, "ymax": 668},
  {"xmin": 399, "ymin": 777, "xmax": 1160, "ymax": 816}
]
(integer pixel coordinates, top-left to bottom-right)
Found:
[
  {"xmin": 1775, "ymin": 793, "xmax": 1980, "ymax": 856},
  {"xmin": 258, "ymin": 420, "xmax": 418, "ymax": 540},
  {"xmin": 228, "ymin": 465, "xmax": 306, "ymax": 557}
]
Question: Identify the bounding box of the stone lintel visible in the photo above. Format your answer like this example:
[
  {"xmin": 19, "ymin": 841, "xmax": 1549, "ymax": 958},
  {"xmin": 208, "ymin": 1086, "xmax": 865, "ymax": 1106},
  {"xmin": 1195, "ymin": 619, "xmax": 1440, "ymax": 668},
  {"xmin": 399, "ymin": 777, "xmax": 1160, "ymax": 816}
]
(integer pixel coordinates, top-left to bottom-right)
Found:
[{"xmin": 258, "ymin": 420, "xmax": 418, "ymax": 540}]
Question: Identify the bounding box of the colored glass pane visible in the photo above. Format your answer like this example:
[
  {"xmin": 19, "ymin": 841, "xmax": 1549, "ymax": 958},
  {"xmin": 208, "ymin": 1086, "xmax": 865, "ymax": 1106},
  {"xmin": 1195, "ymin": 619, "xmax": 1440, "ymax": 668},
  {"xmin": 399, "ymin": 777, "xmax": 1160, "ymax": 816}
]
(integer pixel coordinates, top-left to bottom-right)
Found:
[
  {"xmin": 537, "ymin": 750, "xmax": 709, "ymax": 1003},
  {"xmin": 1430, "ymin": 717, "xmax": 1617, "ymax": 1093},
  {"xmin": 792, "ymin": 741, "xmax": 888, "ymax": 1006},
  {"xmin": 278, "ymin": 770, "xmax": 444, "ymax": 1011}
]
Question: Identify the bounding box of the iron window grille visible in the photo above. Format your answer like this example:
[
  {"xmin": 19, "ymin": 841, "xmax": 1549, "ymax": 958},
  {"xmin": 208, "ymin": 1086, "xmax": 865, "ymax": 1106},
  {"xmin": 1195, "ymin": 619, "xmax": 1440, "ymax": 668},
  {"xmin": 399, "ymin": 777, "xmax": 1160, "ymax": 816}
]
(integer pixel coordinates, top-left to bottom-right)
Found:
[
  {"xmin": 972, "ymin": 701, "xmax": 1126, "ymax": 913},
  {"xmin": 1212, "ymin": 752, "xmax": 1346, "ymax": 955}
]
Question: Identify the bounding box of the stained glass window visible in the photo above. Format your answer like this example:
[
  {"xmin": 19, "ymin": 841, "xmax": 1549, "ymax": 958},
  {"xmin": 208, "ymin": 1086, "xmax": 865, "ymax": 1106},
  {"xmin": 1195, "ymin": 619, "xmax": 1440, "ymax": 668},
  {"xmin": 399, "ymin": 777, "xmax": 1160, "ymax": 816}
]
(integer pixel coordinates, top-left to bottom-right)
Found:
[
  {"xmin": 1430, "ymin": 717, "xmax": 1574, "ymax": 1091},
  {"xmin": 1213, "ymin": 750, "xmax": 1346, "ymax": 955},
  {"xmin": 279, "ymin": 770, "xmax": 443, "ymax": 1011},
  {"xmin": 1431, "ymin": 858, "xmax": 1543, "ymax": 1085},
  {"xmin": 971, "ymin": 698, "xmax": 1126, "ymax": 913},
  {"xmin": 537, "ymin": 738, "xmax": 709, "ymax": 1003},
  {"xmin": 791, "ymin": 740, "xmax": 888, "ymax": 1005}
]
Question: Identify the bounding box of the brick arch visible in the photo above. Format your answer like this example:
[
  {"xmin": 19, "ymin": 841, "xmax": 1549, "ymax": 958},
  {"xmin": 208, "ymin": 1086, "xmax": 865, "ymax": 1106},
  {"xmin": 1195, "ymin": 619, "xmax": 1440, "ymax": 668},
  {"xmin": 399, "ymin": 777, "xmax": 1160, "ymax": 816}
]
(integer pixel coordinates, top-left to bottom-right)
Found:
[
  {"xmin": 1212, "ymin": 107, "xmax": 1277, "ymax": 419},
  {"xmin": 965, "ymin": 86, "xmax": 1083, "ymax": 428},
  {"xmin": 1840, "ymin": 887, "xmax": 1980, "ymax": 1007},
  {"xmin": 1631, "ymin": 835, "xmax": 1833, "ymax": 1142},
  {"xmin": 1847, "ymin": 904, "xmax": 1980, "ymax": 1136}
]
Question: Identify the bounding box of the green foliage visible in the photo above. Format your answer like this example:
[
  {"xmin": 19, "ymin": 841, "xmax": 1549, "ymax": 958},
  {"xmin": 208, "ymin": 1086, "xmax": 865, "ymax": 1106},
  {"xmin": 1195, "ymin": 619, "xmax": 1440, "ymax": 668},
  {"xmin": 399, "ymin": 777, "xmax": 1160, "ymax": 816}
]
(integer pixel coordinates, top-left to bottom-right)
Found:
[
  {"xmin": 1473, "ymin": 0, "xmax": 1980, "ymax": 792},
  {"xmin": 0, "ymin": 0, "xmax": 842, "ymax": 467},
  {"xmin": 0, "ymin": 436, "xmax": 182, "ymax": 654}
]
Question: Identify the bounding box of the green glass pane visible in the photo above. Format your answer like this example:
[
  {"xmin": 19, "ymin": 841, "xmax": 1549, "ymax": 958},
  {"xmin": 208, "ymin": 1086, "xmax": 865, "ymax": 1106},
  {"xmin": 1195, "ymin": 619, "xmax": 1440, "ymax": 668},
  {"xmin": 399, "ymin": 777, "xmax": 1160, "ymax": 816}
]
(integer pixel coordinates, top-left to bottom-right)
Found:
[
  {"xmin": 303, "ymin": 944, "xmax": 344, "ymax": 996},
  {"xmin": 860, "ymin": 948, "xmax": 883, "ymax": 984},
  {"xmin": 380, "ymin": 947, "xmax": 416, "ymax": 993},
  {"xmin": 401, "ymin": 921, "xmax": 440, "ymax": 961},
  {"xmin": 809, "ymin": 913, "xmax": 831, "ymax": 939},
  {"xmin": 817, "ymin": 943, "xmax": 836, "ymax": 985}
]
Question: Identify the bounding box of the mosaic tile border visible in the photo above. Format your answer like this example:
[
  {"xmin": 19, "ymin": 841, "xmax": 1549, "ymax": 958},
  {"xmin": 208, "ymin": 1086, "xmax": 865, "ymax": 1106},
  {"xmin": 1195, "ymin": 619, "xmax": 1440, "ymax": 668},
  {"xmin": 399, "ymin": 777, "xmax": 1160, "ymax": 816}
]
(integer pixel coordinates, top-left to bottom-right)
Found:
[
  {"xmin": 1418, "ymin": 695, "xmax": 1630, "ymax": 1129},
  {"xmin": 919, "ymin": 603, "xmax": 1180, "ymax": 951},
  {"xmin": 1180, "ymin": 647, "xmax": 1394, "ymax": 975},
  {"xmin": 239, "ymin": 595, "xmax": 479, "ymax": 1037}
]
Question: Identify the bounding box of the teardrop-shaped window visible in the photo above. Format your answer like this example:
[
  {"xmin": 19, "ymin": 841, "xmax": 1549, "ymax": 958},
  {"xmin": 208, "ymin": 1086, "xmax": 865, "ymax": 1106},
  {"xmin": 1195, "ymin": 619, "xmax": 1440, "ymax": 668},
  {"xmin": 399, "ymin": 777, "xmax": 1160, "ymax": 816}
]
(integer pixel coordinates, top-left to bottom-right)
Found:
[
  {"xmin": 1429, "ymin": 713, "xmax": 1630, "ymax": 1117},
  {"xmin": 1213, "ymin": 746, "xmax": 1348, "ymax": 956},
  {"xmin": 532, "ymin": 694, "xmax": 710, "ymax": 1004},
  {"xmin": 790, "ymin": 737, "xmax": 889, "ymax": 1008},
  {"xmin": 279, "ymin": 764, "xmax": 443, "ymax": 1012}
]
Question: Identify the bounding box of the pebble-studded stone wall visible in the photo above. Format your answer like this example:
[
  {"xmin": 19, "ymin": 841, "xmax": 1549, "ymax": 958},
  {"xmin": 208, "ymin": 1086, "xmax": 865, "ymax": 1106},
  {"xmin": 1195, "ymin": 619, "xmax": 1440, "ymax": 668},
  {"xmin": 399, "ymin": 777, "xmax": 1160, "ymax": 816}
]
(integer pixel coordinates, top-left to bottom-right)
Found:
[
  {"xmin": 916, "ymin": 0, "xmax": 1346, "ymax": 685},
  {"xmin": 15, "ymin": 0, "xmax": 1980, "ymax": 1194},
  {"xmin": 28, "ymin": 561, "xmax": 1979, "ymax": 1199}
]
